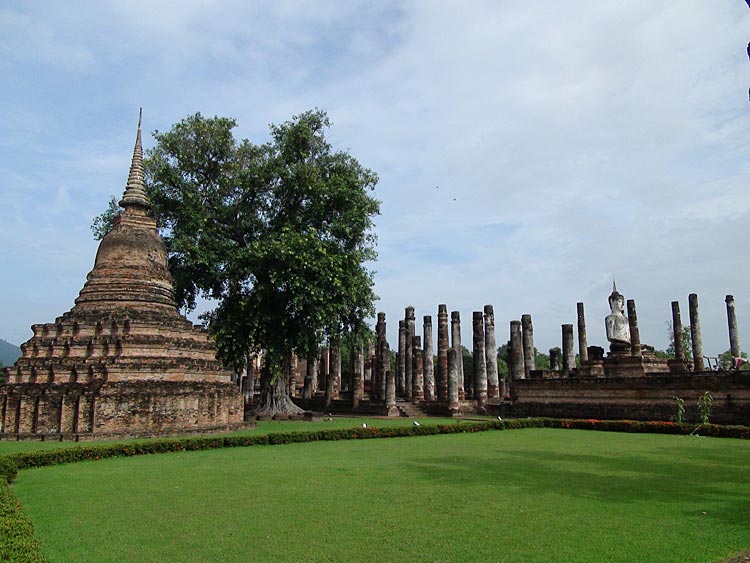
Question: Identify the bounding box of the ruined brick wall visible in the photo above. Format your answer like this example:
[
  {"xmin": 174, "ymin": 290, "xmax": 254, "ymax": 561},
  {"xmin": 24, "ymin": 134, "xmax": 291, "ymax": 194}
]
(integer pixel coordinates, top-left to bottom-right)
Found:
[
  {"xmin": 0, "ymin": 380, "xmax": 244, "ymax": 440},
  {"xmin": 511, "ymin": 372, "xmax": 750, "ymax": 425}
]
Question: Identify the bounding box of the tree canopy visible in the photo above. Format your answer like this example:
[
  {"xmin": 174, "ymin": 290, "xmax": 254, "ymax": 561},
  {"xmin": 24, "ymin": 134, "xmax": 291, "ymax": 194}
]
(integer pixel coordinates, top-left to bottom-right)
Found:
[{"xmin": 95, "ymin": 109, "xmax": 380, "ymax": 414}]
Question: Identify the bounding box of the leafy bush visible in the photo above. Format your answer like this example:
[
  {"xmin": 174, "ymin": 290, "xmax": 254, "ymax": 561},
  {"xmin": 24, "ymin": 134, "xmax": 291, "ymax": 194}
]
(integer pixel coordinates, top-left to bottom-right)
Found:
[
  {"xmin": 698, "ymin": 391, "xmax": 713, "ymax": 425},
  {"xmin": 0, "ymin": 481, "xmax": 49, "ymax": 563}
]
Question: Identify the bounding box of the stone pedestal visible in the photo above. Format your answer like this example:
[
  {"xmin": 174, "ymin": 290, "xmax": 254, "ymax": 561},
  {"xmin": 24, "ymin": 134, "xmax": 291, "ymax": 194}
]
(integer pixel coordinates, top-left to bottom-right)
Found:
[
  {"xmin": 579, "ymin": 346, "xmax": 605, "ymax": 377},
  {"xmin": 602, "ymin": 352, "xmax": 670, "ymax": 377}
]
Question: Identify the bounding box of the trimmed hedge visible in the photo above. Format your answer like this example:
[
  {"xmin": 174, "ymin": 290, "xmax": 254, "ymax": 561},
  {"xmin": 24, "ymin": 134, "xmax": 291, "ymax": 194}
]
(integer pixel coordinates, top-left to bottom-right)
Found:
[
  {"xmin": 1, "ymin": 416, "xmax": 747, "ymax": 563},
  {"xmin": 544, "ymin": 418, "xmax": 750, "ymax": 439}
]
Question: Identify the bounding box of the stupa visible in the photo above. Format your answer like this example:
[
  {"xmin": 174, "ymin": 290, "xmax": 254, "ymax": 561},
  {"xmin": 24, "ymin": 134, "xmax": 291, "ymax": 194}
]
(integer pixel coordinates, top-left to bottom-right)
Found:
[{"xmin": 1, "ymin": 112, "xmax": 244, "ymax": 439}]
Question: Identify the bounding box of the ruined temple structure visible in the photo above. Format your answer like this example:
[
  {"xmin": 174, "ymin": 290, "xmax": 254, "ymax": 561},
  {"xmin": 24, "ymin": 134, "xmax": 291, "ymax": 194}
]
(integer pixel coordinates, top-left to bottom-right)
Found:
[
  {"xmin": 1, "ymin": 113, "xmax": 244, "ymax": 440},
  {"xmin": 512, "ymin": 288, "xmax": 750, "ymax": 424}
]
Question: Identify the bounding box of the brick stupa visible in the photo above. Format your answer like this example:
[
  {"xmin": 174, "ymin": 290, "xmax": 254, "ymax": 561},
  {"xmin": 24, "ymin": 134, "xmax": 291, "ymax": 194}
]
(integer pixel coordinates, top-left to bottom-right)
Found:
[{"xmin": 1, "ymin": 112, "xmax": 244, "ymax": 439}]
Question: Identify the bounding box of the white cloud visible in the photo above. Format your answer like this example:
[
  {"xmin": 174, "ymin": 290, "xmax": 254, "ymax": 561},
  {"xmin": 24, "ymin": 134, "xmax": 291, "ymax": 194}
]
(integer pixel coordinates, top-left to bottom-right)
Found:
[{"xmin": 1, "ymin": 1, "xmax": 748, "ymax": 360}]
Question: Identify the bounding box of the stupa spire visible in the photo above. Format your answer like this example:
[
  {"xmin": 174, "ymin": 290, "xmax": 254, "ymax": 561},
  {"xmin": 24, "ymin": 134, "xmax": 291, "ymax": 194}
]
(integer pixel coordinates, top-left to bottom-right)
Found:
[{"xmin": 119, "ymin": 108, "xmax": 150, "ymax": 213}]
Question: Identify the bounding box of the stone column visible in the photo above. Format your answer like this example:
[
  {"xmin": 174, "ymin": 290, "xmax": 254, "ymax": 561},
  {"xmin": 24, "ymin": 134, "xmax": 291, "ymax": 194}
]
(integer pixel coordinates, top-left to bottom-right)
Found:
[
  {"xmin": 447, "ymin": 348, "xmax": 460, "ymax": 412},
  {"xmin": 671, "ymin": 301, "xmax": 685, "ymax": 361},
  {"xmin": 576, "ymin": 302, "xmax": 588, "ymax": 363},
  {"xmin": 626, "ymin": 300, "xmax": 641, "ymax": 358},
  {"xmin": 437, "ymin": 304, "xmax": 449, "ymax": 401},
  {"xmin": 303, "ymin": 354, "xmax": 316, "ymax": 399},
  {"xmin": 352, "ymin": 344, "xmax": 364, "ymax": 408},
  {"xmin": 397, "ymin": 320, "xmax": 406, "ymax": 396},
  {"xmin": 451, "ymin": 311, "xmax": 465, "ymax": 400},
  {"xmin": 562, "ymin": 324, "xmax": 575, "ymax": 373},
  {"xmin": 405, "ymin": 306, "xmax": 415, "ymax": 402},
  {"xmin": 288, "ymin": 352, "xmax": 300, "ymax": 397},
  {"xmin": 472, "ymin": 311, "xmax": 487, "ymax": 404},
  {"xmin": 330, "ymin": 338, "xmax": 341, "ymax": 400},
  {"xmin": 510, "ymin": 321, "xmax": 525, "ymax": 379},
  {"xmin": 412, "ymin": 336, "xmax": 424, "ymax": 403},
  {"xmin": 375, "ymin": 313, "xmax": 386, "ymax": 400},
  {"xmin": 385, "ymin": 369, "xmax": 397, "ymax": 416},
  {"xmin": 423, "ymin": 316, "xmax": 435, "ymax": 401},
  {"xmin": 318, "ymin": 347, "xmax": 329, "ymax": 393},
  {"xmin": 689, "ymin": 293, "xmax": 704, "ymax": 371},
  {"xmin": 371, "ymin": 361, "xmax": 379, "ymax": 401},
  {"xmin": 244, "ymin": 353, "xmax": 256, "ymax": 404},
  {"xmin": 362, "ymin": 346, "xmax": 372, "ymax": 395},
  {"xmin": 521, "ymin": 314, "xmax": 535, "ymax": 377},
  {"xmin": 324, "ymin": 351, "xmax": 334, "ymax": 403},
  {"xmin": 484, "ymin": 305, "xmax": 499, "ymax": 399},
  {"xmin": 549, "ymin": 348, "xmax": 560, "ymax": 370},
  {"xmin": 726, "ymin": 295, "xmax": 741, "ymax": 358},
  {"xmin": 379, "ymin": 338, "xmax": 389, "ymax": 402}
]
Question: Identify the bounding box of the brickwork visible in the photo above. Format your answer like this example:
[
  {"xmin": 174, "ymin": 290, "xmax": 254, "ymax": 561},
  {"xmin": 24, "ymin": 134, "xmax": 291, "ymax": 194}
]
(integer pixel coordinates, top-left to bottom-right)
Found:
[{"xmin": 1, "ymin": 114, "xmax": 243, "ymax": 440}]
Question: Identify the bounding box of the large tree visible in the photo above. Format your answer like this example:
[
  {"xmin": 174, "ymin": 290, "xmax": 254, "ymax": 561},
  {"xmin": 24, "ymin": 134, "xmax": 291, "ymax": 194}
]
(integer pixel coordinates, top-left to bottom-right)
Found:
[{"xmin": 97, "ymin": 110, "xmax": 380, "ymax": 415}]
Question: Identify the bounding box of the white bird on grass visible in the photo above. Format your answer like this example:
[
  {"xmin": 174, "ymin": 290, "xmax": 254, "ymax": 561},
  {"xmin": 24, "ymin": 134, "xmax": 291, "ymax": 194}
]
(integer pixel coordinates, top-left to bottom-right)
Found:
[{"xmin": 413, "ymin": 421, "xmax": 421, "ymax": 427}]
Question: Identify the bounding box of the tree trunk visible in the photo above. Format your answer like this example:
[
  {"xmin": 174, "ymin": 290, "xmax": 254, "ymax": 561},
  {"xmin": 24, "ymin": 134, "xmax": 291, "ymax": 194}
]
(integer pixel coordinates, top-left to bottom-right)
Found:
[{"xmin": 253, "ymin": 361, "xmax": 304, "ymax": 417}]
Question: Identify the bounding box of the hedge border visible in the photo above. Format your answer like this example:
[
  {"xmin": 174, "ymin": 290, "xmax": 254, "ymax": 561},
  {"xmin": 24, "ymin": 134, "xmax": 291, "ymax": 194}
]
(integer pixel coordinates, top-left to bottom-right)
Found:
[{"xmin": 1, "ymin": 417, "xmax": 747, "ymax": 563}]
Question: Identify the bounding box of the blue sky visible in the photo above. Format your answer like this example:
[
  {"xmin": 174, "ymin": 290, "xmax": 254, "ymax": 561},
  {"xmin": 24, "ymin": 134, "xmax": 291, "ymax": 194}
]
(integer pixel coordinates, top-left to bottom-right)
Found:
[{"xmin": 2, "ymin": 1, "xmax": 749, "ymax": 359}]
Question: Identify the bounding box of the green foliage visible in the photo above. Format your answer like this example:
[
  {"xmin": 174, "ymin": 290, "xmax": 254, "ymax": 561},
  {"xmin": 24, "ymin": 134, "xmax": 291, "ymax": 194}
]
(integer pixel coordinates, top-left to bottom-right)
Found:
[
  {"xmin": 0, "ymin": 481, "xmax": 49, "ymax": 562},
  {"xmin": 461, "ymin": 345, "xmax": 473, "ymax": 382},
  {"xmin": 0, "ymin": 456, "xmax": 47, "ymax": 563},
  {"xmin": 672, "ymin": 396, "xmax": 685, "ymax": 423},
  {"xmin": 496, "ymin": 343, "xmax": 509, "ymax": 376},
  {"xmin": 90, "ymin": 196, "xmax": 120, "ymax": 240},
  {"xmin": 697, "ymin": 391, "xmax": 713, "ymax": 425},
  {"xmin": 144, "ymin": 110, "xmax": 379, "ymax": 385},
  {"xmin": 535, "ymin": 348, "xmax": 551, "ymax": 370},
  {"xmin": 665, "ymin": 321, "xmax": 692, "ymax": 359},
  {"xmin": 718, "ymin": 350, "xmax": 749, "ymax": 370}
]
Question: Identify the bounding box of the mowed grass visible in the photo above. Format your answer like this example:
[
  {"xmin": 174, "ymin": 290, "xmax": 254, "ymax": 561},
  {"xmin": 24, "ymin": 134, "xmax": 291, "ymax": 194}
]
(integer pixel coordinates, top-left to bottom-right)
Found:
[{"xmin": 12, "ymin": 428, "xmax": 750, "ymax": 563}]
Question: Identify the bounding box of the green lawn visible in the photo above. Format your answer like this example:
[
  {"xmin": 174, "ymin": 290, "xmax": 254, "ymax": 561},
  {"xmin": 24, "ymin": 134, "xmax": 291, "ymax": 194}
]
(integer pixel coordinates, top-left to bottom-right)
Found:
[{"xmin": 12, "ymin": 428, "xmax": 750, "ymax": 563}]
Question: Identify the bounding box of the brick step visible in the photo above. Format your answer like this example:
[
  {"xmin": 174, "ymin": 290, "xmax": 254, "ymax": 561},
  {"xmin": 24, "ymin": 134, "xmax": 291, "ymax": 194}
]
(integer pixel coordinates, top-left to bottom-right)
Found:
[{"xmin": 395, "ymin": 400, "xmax": 428, "ymax": 418}]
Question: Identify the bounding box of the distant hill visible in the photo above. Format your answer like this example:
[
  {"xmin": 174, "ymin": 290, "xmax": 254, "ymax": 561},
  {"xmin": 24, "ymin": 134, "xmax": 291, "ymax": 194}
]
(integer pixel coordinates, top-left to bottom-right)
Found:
[{"xmin": 0, "ymin": 339, "xmax": 21, "ymax": 367}]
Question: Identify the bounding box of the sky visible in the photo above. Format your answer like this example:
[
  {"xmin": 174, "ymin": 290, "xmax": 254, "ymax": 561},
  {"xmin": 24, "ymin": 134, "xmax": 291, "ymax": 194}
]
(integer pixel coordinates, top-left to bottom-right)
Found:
[{"xmin": 2, "ymin": 1, "xmax": 749, "ymax": 361}]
